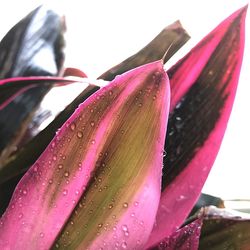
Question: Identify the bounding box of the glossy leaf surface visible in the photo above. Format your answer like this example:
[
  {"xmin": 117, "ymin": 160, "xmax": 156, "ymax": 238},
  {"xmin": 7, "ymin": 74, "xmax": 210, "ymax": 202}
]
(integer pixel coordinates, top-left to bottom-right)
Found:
[
  {"xmin": 146, "ymin": 6, "xmax": 247, "ymax": 247},
  {"xmin": 0, "ymin": 61, "xmax": 169, "ymax": 249},
  {"xmin": 0, "ymin": 5, "xmax": 65, "ymax": 166}
]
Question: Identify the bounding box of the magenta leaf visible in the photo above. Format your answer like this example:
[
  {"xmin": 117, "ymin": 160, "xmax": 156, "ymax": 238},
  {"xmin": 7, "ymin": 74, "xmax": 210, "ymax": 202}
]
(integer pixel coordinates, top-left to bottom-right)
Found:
[
  {"xmin": 149, "ymin": 218, "xmax": 203, "ymax": 250},
  {"xmin": 0, "ymin": 61, "xmax": 169, "ymax": 249},
  {"xmin": 146, "ymin": 6, "xmax": 247, "ymax": 247}
]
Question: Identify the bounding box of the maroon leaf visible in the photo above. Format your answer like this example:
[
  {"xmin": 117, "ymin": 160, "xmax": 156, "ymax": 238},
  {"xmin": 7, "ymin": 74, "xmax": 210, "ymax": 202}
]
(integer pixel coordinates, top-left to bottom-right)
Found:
[
  {"xmin": 198, "ymin": 206, "xmax": 250, "ymax": 250},
  {"xmin": 99, "ymin": 20, "xmax": 190, "ymax": 81},
  {"xmin": 146, "ymin": 6, "xmax": 247, "ymax": 247},
  {"xmin": 0, "ymin": 5, "xmax": 65, "ymax": 166},
  {"xmin": 0, "ymin": 5, "xmax": 65, "ymax": 78}
]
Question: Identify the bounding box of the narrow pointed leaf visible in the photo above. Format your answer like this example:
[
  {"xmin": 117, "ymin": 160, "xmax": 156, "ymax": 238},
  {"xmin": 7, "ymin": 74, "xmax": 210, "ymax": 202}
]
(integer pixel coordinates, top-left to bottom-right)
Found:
[
  {"xmin": 197, "ymin": 206, "xmax": 250, "ymax": 250},
  {"xmin": 98, "ymin": 20, "xmax": 190, "ymax": 81},
  {"xmin": 149, "ymin": 218, "xmax": 203, "ymax": 250},
  {"xmin": 146, "ymin": 6, "xmax": 247, "ymax": 247},
  {"xmin": 0, "ymin": 61, "xmax": 169, "ymax": 249},
  {"xmin": 0, "ymin": 77, "xmax": 77, "ymax": 110}
]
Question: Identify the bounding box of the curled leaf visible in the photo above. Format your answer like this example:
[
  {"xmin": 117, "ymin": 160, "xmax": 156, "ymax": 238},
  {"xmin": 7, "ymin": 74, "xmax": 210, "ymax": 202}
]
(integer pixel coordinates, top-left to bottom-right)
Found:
[{"xmin": 0, "ymin": 5, "xmax": 65, "ymax": 166}]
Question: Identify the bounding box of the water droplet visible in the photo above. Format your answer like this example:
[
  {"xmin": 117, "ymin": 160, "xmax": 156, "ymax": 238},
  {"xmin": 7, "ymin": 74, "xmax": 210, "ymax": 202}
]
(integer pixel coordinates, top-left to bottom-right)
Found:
[
  {"xmin": 51, "ymin": 142, "xmax": 56, "ymax": 148},
  {"xmin": 75, "ymin": 190, "xmax": 80, "ymax": 195},
  {"xmin": 70, "ymin": 123, "xmax": 76, "ymax": 131},
  {"xmin": 64, "ymin": 171, "xmax": 69, "ymax": 177},
  {"xmin": 49, "ymin": 179, "xmax": 53, "ymax": 184},
  {"xmin": 109, "ymin": 90, "xmax": 113, "ymax": 96},
  {"xmin": 124, "ymin": 231, "xmax": 129, "ymax": 237},
  {"xmin": 90, "ymin": 121, "xmax": 95, "ymax": 127},
  {"xmin": 22, "ymin": 189, "xmax": 27, "ymax": 195},
  {"xmin": 53, "ymin": 155, "xmax": 57, "ymax": 161},
  {"xmin": 131, "ymin": 213, "xmax": 135, "ymax": 217},
  {"xmin": 121, "ymin": 242, "xmax": 127, "ymax": 249},
  {"xmin": 58, "ymin": 164, "xmax": 63, "ymax": 170},
  {"xmin": 77, "ymin": 131, "xmax": 83, "ymax": 138},
  {"xmin": 108, "ymin": 204, "xmax": 113, "ymax": 209},
  {"xmin": 122, "ymin": 225, "xmax": 128, "ymax": 232},
  {"xmin": 113, "ymin": 226, "xmax": 117, "ymax": 231},
  {"xmin": 63, "ymin": 189, "xmax": 68, "ymax": 196},
  {"xmin": 91, "ymin": 139, "xmax": 96, "ymax": 144},
  {"xmin": 18, "ymin": 213, "xmax": 23, "ymax": 219},
  {"xmin": 134, "ymin": 201, "xmax": 139, "ymax": 207},
  {"xmin": 98, "ymin": 223, "xmax": 103, "ymax": 228},
  {"xmin": 123, "ymin": 202, "xmax": 128, "ymax": 208},
  {"xmin": 40, "ymin": 232, "xmax": 44, "ymax": 238}
]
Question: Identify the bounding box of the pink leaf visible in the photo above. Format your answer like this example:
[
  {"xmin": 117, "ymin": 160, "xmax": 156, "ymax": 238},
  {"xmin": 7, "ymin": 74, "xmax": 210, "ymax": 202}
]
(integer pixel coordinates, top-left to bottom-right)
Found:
[
  {"xmin": 0, "ymin": 61, "xmax": 169, "ymax": 249},
  {"xmin": 146, "ymin": 6, "xmax": 247, "ymax": 247}
]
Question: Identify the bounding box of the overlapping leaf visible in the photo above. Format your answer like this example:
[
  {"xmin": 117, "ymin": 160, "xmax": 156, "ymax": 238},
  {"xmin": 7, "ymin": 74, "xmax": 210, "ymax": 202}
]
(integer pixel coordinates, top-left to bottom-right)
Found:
[
  {"xmin": 199, "ymin": 207, "xmax": 250, "ymax": 250},
  {"xmin": 0, "ymin": 19, "xmax": 189, "ymax": 215},
  {"xmin": 146, "ymin": 6, "xmax": 247, "ymax": 247},
  {"xmin": 99, "ymin": 20, "xmax": 190, "ymax": 81},
  {"xmin": 149, "ymin": 218, "xmax": 203, "ymax": 250}
]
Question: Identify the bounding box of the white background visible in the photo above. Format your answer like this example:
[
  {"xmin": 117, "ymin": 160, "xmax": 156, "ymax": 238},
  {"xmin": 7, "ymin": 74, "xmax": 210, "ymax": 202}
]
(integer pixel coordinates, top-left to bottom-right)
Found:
[{"xmin": 0, "ymin": 0, "xmax": 249, "ymax": 201}]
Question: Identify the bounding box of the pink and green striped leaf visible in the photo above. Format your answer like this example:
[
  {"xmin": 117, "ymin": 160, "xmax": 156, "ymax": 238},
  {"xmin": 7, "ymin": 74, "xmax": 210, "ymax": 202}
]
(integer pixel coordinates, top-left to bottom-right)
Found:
[
  {"xmin": 0, "ymin": 61, "xmax": 170, "ymax": 249},
  {"xmin": 146, "ymin": 6, "xmax": 247, "ymax": 247}
]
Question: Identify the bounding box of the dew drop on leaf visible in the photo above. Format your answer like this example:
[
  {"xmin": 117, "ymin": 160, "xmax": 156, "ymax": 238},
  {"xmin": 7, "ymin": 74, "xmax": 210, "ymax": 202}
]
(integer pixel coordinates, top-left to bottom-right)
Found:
[
  {"xmin": 122, "ymin": 225, "xmax": 128, "ymax": 232},
  {"xmin": 63, "ymin": 189, "xmax": 68, "ymax": 196},
  {"xmin": 64, "ymin": 171, "xmax": 69, "ymax": 177},
  {"xmin": 77, "ymin": 131, "xmax": 83, "ymax": 138},
  {"xmin": 70, "ymin": 123, "xmax": 76, "ymax": 131},
  {"xmin": 58, "ymin": 164, "xmax": 63, "ymax": 170},
  {"xmin": 121, "ymin": 242, "xmax": 127, "ymax": 249},
  {"xmin": 123, "ymin": 202, "xmax": 128, "ymax": 208}
]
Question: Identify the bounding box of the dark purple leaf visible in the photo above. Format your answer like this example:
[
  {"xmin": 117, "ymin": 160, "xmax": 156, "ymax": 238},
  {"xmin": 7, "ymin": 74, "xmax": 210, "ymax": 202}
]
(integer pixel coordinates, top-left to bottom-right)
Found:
[
  {"xmin": 98, "ymin": 20, "xmax": 190, "ymax": 81},
  {"xmin": 146, "ymin": 6, "xmax": 247, "ymax": 247}
]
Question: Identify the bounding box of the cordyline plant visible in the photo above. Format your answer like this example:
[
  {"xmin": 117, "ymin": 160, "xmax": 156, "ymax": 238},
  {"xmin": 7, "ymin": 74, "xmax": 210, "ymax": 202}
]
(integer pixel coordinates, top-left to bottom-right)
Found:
[{"xmin": 0, "ymin": 4, "xmax": 249, "ymax": 250}]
